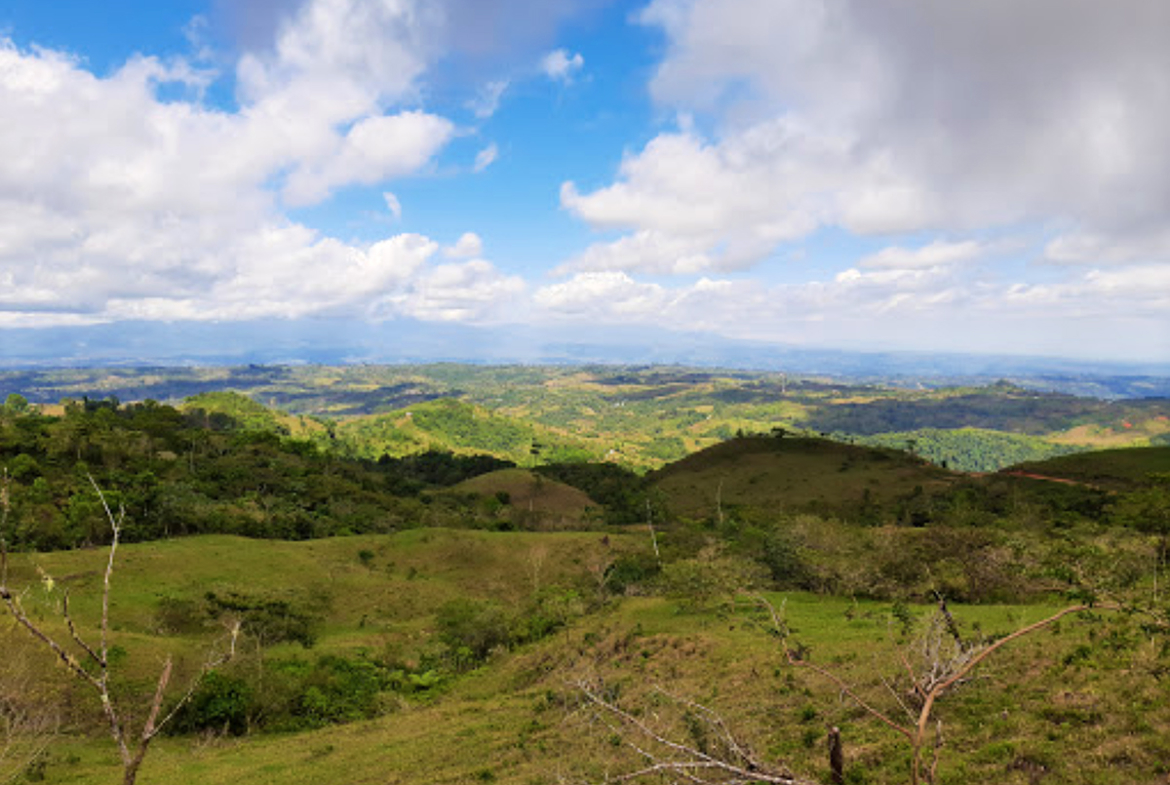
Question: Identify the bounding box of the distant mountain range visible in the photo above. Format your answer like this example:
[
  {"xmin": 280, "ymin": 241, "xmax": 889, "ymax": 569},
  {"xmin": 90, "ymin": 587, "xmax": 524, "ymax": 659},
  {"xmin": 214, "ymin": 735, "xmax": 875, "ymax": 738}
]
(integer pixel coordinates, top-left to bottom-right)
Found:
[{"xmin": 2, "ymin": 318, "xmax": 1168, "ymax": 398}]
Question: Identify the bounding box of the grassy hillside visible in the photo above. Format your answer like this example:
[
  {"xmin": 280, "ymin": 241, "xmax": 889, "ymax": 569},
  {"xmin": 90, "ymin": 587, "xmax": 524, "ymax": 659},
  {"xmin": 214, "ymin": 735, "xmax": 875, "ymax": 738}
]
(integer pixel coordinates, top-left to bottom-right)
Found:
[
  {"xmin": 1002, "ymin": 445, "xmax": 1170, "ymax": 490},
  {"xmin": 5, "ymin": 531, "xmax": 1170, "ymax": 784},
  {"xmin": 334, "ymin": 398, "xmax": 600, "ymax": 465},
  {"xmin": 7, "ymin": 364, "xmax": 1170, "ymax": 473},
  {"xmin": 451, "ymin": 468, "xmax": 600, "ymax": 530},
  {"xmin": 649, "ymin": 435, "xmax": 955, "ymax": 523},
  {"xmin": 5, "ymin": 379, "xmax": 1170, "ymax": 783},
  {"xmin": 182, "ymin": 391, "xmax": 329, "ymax": 441}
]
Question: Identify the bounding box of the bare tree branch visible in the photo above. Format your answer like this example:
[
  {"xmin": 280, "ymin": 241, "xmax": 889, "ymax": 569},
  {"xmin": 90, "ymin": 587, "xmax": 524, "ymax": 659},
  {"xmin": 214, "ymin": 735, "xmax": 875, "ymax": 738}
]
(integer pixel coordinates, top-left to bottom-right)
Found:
[
  {"xmin": 1, "ymin": 475, "xmax": 239, "ymax": 785},
  {"xmin": 61, "ymin": 591, "xmax": 103, "ymax": 667},
  {"xmin": 575, "ymin": 677, "xmax": 817, "ymax": 785}
]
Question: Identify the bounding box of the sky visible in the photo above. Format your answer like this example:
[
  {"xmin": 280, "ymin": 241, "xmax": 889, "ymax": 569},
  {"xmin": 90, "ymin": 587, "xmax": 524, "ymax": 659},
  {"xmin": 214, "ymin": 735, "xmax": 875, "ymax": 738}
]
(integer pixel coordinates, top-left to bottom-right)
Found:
[{"xmin": 1, "ymin": 0, "xmax": 1168, "ymax": 364}]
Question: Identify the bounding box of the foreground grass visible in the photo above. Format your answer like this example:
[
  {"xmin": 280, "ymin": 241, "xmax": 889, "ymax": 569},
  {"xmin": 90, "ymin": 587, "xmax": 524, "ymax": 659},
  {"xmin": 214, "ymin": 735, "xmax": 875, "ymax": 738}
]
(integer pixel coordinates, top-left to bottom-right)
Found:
[{"xmin": 8, "ymin": 533, "xmax": 1170, "ymax": 784}]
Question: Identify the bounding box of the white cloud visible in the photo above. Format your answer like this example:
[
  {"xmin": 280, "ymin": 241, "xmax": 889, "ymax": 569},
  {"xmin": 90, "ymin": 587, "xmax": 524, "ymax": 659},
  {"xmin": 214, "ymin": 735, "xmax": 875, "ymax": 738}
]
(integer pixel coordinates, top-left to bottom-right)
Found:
[
  {"xmin": 563, "ymin": 0, "xmax": 1170, "ymax": 278},
  {"xmin": 1044, "ymin": 230, "xmax": 1170, "ymax": 266},
  {"xmin": 394, "ymin": 260, "xmax": 526, "ymax": 322},
  {"xmin": 235, "ymin": 0, "xmax": 431, "ymax": 111},
  {"xmin": 535, "ymin": 272, "xmax": 668, "ymax": 318},
  {"xmin": 281, "ymin": 111, "xmax": 454, "ymax": 206},
  {"xmin": 540, "ymin": 48, "xmax": 584, "ymax": 82},
  {"xmin": 0, "ymin": 7, "xmax": 467, "ymax": 328},
  {"xmin": 859, "ymin": 241, "xmax": 986, "ymax": 271},
  {"xmin": 560, "ymin": 124, "xmax": 841, "ymax": 271},
  {"xmin": 467, "ymin": 79, "xmax": 509, "ymax": 118},
  {"xmin": 182, "ymin": 14, "xmax": 216, "ymax": 65},
  {"xmin": 473, "ymin": 142, "xmax": 499, "ymax": 172},
  {"xmin": 555, "ymin": 230, "xmax": 713, "ymax": 276},
  {"xmin": 445, "ymin": 232, "xmax": 484, "ymax": 259},
  {"xmin": 383, "ymin": 191, "xmax": 402, "ymax": 220},
  {"xmin": 531, "ymin": 262, "xmax": 1169, "ymax": 360}
]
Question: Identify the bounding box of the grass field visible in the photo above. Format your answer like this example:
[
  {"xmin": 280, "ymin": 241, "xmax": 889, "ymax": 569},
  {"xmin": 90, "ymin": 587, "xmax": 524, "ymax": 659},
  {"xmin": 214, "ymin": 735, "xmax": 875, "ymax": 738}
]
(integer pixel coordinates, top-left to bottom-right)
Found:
[
  {"xmin": 649, "ymin": 435, "xmax": 955, "ymax": 521},
  {"xmin": 6, "ymin": 529, "xmax": 1170, "ymax": 785},
  {"xmin": 1004, "ymin": 445, "xmax": 1170, "ymax": 490},
  {"xmin": 450, "ymin": 469, "xmax": 600, "ymax": 529}
]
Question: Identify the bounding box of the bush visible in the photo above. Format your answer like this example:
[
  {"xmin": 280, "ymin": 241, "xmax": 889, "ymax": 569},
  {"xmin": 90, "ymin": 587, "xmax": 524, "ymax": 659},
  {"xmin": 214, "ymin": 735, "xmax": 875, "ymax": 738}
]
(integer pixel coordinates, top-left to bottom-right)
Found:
[
  {"xmin": 435, "ymin": 598, "xmax": 511, "ymax": 664},
  {"xmin": 204, "ymin": 591, "xmax": 321, "ymax": 648},
  {"xmin": 605, "ymin": 553, "xmax": 661, "ymax": 595},
  {"xmin": 658, "ymin": 549, "xmax": 768, "ymax": 610},
  {"xmin": 169, "ymin": 672, "xmax": 251, "ymax": 736},
  {"xmin": 155, "ymin": 596, "xmax": 206, "ymax": 635},
  {"xmin": 293, "ymin": 655, "xmax": 390, "ymax": 726}
]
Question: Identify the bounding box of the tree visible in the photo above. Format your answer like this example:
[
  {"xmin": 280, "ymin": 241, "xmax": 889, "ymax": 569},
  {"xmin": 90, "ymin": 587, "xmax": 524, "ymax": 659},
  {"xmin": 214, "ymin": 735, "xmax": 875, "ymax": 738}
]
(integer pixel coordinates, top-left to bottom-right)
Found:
[
  {"xmin": 2, "ymin": 394, "xmax": 29, "ymax": 416},
  {"xmin": 0, "ymin": 474, "xmax": 238, "ymax": 785}
]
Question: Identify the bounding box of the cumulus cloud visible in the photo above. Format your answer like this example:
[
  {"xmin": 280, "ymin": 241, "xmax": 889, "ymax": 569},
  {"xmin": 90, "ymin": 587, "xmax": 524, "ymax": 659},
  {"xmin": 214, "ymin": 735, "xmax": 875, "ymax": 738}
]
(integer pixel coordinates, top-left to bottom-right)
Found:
[
  {"xmin": 445, "ymin": 232, "xmax": 484, "ymax": 258},
  {"xmin": 859, "ymin": 241, "xmax": 986, "ymax": 271},
  {"xmin": 540, "ymin": 48, "xmax": 584, "ymax": 82},
  {"xmin": 555, "ymin": 230, "xmax": 713, "ymax": 276},
  {"xmin": 394, "ymin": 260, "xmax": 527, "ymax": 322},
  {"xmin": 563, "ymin": 0, "xmax": 1170, "ymax": 278},
  {"xmin": 561, "ymin": 123, "xmax": 843, "ymax": 271},
  {"xmin": 281, "ymin": 111, "xmax": 454, "ymax": 206},
  {"xmin": 532, "ymin": 261, "xmax": 1169, "ymax": 360},
  {"xmin": 234, "ymin": 0, "xmax": 431, "ymax": 110},
  {"xmin": 0, "ymin": 0, "xmax": 477, "ymax": 327},
  {"xmin": 535, "ymin": 272, "xmax": 668, "ymax": 318}
]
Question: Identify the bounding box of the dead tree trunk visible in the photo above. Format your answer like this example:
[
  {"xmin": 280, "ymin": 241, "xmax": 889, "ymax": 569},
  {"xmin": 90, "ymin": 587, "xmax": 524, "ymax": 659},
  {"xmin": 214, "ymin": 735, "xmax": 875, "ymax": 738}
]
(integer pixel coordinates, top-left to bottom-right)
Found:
[{"xmin": 828, "ymin": 726, "xmax": 844, "ymax": 785}]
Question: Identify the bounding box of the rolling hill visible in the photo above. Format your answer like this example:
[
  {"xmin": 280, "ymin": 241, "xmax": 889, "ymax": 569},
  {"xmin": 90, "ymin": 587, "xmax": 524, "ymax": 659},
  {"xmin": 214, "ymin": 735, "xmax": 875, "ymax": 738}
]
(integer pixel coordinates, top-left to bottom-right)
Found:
[
  {"xmin": 450, "ymin": 468, "xmax": 601, "ymax": 530},
  {"xmin": 648, "ymin": 434, "xmax": 955, "ymax": 522}
]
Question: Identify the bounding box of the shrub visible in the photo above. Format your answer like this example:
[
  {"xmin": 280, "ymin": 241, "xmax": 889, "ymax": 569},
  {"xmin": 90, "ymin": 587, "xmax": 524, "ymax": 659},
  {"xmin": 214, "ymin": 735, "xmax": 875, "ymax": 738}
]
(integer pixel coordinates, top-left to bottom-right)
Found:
[
  {"xmin": 606, "ymin": 553, "xmax": 662, "ymax": 595},
  {"xmin": 169, "ymin": 672, "xmax": 251, "ymax": 736},
  {"xmin": 658, "ymin": 548, "xmax": 768, "ymax": 610},
  {"xmin": 435, "ymin": 598, "xmax": 511, "ymax": 664},
  {"xmin": 204, "ymin": 591, "xmax": 320, "ymax": 648},
  {"xmin": 155, "ymin": 596, "xmax": 206, "ymax": 635}
]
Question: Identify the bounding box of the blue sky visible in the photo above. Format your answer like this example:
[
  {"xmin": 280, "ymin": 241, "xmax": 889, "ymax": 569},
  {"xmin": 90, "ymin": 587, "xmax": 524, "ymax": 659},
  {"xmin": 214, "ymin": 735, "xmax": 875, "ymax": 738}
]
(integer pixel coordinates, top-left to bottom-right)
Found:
[{"xmin": 1, "ymin": 0, "xmax": 1168, "ymax": 364}]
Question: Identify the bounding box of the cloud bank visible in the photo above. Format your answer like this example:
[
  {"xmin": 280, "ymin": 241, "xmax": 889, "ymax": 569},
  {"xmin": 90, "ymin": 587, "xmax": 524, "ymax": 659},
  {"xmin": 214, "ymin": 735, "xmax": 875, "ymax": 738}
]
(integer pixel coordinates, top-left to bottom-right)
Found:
[{"xmin": 0, "ymin": 0, "xmax": 512, "ymax": 328}]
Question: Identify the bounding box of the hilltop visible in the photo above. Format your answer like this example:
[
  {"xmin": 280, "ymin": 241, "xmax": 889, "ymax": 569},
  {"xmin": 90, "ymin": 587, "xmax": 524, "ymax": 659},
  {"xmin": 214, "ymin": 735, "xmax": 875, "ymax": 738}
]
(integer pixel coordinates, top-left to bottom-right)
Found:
[{"xmin": 648, "ymin": 434, "xmax": 954, "ymax": 523}]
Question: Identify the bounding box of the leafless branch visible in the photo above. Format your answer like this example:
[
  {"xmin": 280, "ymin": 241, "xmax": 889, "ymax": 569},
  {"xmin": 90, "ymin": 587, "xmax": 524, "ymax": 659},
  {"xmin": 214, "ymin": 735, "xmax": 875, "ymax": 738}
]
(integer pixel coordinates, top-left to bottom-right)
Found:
[
  {"xmin": 1, "ymin": 476, "xmax": 240, "ymax": 785},
  {"xmin": 752, "ymin": 594, "xmax": 1103, "ymax": 785},
  {"xmin": 61, "ymin": 591, "xmax": 103, "ymax": 666},
  {"xmin": 87, "ymin": 474, "xmax": 122, "ymax": 669},
  {"xmin": 575, "ymin": 677, "xmax": 817, "ymax": 785}
]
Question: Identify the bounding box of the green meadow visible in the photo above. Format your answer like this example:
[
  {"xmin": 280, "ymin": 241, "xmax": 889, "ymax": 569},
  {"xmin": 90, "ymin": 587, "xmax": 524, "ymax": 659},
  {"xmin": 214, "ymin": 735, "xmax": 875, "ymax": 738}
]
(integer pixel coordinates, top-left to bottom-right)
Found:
[{"xmin": 6, "ymin": 525, "xmax": 1170, "ymax": 785}]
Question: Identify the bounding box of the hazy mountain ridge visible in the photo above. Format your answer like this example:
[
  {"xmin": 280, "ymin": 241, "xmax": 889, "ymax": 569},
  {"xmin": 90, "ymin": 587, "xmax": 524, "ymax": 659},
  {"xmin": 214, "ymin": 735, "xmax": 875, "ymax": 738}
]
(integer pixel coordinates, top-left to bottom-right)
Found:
[{"xmin": 2, "ymin": 320, "xmax": 1168, "ymax": 398}]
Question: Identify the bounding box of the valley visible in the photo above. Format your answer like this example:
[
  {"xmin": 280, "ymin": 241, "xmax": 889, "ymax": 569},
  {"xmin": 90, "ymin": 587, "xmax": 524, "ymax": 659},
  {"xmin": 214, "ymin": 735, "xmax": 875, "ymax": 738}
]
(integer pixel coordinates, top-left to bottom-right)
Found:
[{"xmin": 1, "ymin": 364, "xmax": 1169, "ymax": 784}]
